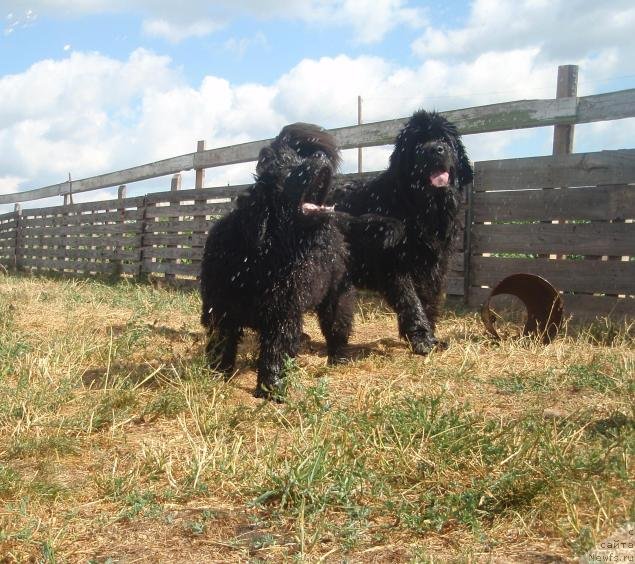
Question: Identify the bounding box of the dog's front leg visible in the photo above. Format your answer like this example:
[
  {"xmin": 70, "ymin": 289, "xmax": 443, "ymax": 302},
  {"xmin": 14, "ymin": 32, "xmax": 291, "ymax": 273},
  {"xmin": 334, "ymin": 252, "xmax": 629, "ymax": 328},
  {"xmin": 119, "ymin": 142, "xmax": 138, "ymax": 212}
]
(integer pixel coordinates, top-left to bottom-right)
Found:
[
  {"xmin": 385, "ymin": 276, "xmax": 438, "ymax": 355},
  {"xmin": 255, "ymin": 315, "xmax": 302, "ymax": 400}
]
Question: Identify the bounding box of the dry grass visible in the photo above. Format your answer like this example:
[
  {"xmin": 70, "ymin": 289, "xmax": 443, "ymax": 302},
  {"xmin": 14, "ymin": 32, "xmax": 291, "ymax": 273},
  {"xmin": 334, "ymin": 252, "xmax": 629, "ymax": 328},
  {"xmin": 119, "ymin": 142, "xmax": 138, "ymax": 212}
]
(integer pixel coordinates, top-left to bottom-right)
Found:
[{"xmin": 0, "ymin": 273, "xmax": 633, "ymax": 562}]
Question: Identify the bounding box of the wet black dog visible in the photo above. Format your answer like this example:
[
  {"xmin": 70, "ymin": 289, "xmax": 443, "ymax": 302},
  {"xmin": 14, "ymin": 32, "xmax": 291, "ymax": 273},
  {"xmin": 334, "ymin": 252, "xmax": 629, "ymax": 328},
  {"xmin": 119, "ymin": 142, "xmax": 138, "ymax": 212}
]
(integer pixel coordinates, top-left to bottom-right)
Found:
[
  {"xmin": 333, "ymin": 110, "xmax": 473, "ymax": 354},
  {"xmin": 200, "ymin": 123, "xmax": 354, "ymax": 399}
]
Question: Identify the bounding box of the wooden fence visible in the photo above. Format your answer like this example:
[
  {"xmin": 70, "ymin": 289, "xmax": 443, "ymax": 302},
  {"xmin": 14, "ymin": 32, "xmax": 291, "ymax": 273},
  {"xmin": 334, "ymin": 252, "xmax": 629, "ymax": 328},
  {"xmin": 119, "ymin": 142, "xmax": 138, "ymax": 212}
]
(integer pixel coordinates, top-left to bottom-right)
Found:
[
  {"xmin": 1, "ymin": 176, "xmax": 466, "ymax": 293},
  {"xmin": 1, "ymin": 67, "xmax": 633, "ymax": 322},
  {"xmin": 2, "ymin": 149, "xmax": 632, "ymax": 321},
  {"xmin": 467, "ymin": 149, "xmax": 634, "ymax": 321}
]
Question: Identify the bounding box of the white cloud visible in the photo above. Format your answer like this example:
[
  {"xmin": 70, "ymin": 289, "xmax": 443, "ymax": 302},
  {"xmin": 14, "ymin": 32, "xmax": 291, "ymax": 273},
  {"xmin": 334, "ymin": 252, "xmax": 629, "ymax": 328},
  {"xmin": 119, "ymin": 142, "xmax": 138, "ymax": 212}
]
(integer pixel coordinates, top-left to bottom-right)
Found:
[
  {"xmin": 223, "ymin": 32, "xmax": 268, "ymax": 58},
  {"xmin": 2, "ymin": 0, "xmax": 423, "ymax": 43},
  {"xmin": 412, "ymin": 0, "xmax": 635, "ymax": 74},
  {"xmin": 335, "ymin": 0, "xmax": 425, "ymax": 44},
  {"xmin": 142, "ymin": 18, "xmax": 222, "ymax": 43},
  {"xmin": 0, "ymin": 49, "xmax": 179, "ymax": 187},
  {"xmin": 0, "ymin": 176, "xmax": 24, "ymax": 194}
]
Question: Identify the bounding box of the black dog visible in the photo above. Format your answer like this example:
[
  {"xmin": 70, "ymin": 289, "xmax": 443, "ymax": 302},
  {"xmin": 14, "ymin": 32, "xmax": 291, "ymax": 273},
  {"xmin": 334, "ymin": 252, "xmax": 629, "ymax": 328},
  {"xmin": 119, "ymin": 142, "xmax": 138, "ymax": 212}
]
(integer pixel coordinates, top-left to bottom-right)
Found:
[
  {"xmin": 200, "ymin": 123, "xmax": 354, "ymax": 399},
  {"xmin": 333, "ymin": 110, "xmax": 473, "ymax": 354}
]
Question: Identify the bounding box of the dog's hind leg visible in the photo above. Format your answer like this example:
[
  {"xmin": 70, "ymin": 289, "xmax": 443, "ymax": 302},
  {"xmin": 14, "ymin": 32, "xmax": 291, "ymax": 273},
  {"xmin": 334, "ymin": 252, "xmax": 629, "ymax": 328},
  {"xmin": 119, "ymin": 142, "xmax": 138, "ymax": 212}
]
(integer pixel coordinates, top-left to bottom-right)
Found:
[
  {"xmin": 255, "ymin": 314, "xmax": 302, "ymax": 400},
  {"xmin": 317, "ymin": 283, "xmax": 355, "ymax": 365},
  {"xmin": 205, "ymin": 322, "xmax": 242, "ymax": 376},
  {"xmin": 385, "ymin": 276, "xmax": 438, "ymax": 355}
]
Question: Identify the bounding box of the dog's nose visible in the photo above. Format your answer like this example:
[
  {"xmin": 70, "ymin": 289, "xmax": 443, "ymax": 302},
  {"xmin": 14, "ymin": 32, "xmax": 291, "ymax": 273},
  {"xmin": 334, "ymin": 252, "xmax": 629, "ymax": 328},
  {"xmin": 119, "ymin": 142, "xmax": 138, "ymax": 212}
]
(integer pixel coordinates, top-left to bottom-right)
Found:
[{"xmin": 433, "ymin": 144, "xmax": 445, "ymax": 155}]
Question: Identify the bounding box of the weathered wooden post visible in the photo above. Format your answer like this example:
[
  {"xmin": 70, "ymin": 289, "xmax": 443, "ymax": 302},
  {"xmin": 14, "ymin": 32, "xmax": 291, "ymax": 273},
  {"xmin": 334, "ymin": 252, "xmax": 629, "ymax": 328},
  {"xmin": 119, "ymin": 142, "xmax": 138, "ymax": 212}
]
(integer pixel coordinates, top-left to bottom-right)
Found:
[
  {"xmin": 194, "ymin": 140, "xmax": 208, "ymax": 287},
  {"xmin": 110, "ymin": 185, "xmax": 127, "ymax": 281},
  {"xmin": 463, "ymin": 176, "xmax": 473, "ymax": 304},
  {"xmin": 552, "ymin": 65, "xmax": 579, "ymax": 260},
  {"xmin": 357, "ymin": 96, "xmax": 363, "ymax": 174},
  {"xmin": 552, "ymin": 65, "xmax": 578, "ymax": 156},
  {"xmin": 164, "ymin": 173, "xmax": 181, "ymax": 283},
  {"xmin": 138, "ymin": 195, "xmax": 149, "ymax": 282},
  {"xmin": 12, "ymin": 203, "xmax": 22, "ymax": 272},
  {"xmin": 61, "ymin": 175, "xmax": 73, "ymax": 275},
  {"xmin": 195, "ymin": 140, "xmax": 206, "ymax": 190}
]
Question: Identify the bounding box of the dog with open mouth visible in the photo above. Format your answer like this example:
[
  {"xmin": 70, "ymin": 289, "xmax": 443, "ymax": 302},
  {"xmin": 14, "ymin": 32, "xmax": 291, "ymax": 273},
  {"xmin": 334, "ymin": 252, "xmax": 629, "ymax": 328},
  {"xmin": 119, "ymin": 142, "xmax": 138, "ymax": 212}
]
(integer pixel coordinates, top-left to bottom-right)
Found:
[
  {"xmin": 200, "ymin": 123, "xmax": 354, "ymax": 399},
  {"xmin": 331, "ymin": 110, "xmax": 473, "ymax": 354}
]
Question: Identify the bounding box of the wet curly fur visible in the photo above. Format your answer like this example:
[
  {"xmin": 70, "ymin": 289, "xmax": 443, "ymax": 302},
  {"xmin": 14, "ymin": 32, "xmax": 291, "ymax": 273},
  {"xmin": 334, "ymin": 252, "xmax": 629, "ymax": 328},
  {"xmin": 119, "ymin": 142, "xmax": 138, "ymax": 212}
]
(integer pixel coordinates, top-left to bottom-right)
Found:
[
  {"xmin": 333, "ymin": 110, "xmax": 473, "ymax": 354},
  {"xmin": 200, "ymin": 123, "xmax": 354, "ymax": 399}
]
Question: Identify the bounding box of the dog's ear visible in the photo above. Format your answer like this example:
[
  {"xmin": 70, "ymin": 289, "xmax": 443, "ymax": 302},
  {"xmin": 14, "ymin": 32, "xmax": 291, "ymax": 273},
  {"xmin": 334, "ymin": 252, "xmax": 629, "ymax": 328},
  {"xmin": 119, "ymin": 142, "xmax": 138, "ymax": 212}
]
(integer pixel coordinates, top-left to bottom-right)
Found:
[
  {"xmin": 389, "ymin": 124, "xmax": 414, "ymax": 185},
  {"xmin": 455, "ymin": 137, "xmax": 473, "ymax": 188}
]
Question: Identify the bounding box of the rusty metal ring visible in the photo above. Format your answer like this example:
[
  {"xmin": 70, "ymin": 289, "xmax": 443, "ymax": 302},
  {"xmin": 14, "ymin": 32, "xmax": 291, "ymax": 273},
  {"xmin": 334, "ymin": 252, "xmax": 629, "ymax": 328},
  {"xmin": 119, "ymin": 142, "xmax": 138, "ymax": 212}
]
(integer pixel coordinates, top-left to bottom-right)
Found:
[{"xmin": 480, "ymin": 273, "xmax": 565, "ymax": 343}]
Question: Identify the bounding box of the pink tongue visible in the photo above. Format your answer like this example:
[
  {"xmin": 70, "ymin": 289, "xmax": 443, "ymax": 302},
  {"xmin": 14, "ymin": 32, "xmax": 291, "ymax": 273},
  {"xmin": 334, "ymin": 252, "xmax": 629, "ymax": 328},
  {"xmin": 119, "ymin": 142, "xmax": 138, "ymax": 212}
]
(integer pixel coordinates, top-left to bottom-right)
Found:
[{"xmin": 430, "ymin": 171, "xmax": 450, "ymax": 187}]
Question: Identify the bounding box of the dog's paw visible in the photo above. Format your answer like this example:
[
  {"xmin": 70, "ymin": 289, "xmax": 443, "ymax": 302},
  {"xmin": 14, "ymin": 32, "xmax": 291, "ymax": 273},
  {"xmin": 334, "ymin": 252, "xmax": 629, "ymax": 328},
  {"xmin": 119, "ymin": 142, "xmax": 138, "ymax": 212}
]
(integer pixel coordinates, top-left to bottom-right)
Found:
[
  {"xmin": 433, "ymin": 339, "xmax": 449, "ymax": 351},
  {"xmin": 254, "ymin": 379, "xmax": 286, "ymax": 402},
  {"xmin": 327, "ymin": 349, "xmax": 349, "ymax": 366},
  {"xmin": 409, "ymin": 335, "xmax": 446, "ymax": 355},
  {"xmin": 206, "ymin": 359, "xmax": 235, "ymax": 379}
]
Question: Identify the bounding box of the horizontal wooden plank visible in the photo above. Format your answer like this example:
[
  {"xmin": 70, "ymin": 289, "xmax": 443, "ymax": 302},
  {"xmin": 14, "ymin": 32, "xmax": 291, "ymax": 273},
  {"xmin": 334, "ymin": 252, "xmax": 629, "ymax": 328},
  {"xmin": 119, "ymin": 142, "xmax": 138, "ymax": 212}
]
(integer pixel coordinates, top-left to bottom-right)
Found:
[
  {"xmin": 142, "ymin": 233, "xmax": 207, "ymax": 247},
  {"xmin": 472, "ymin": 223, "xmax": 633, "ymax": 256},
  {"xmin": 18, "ymin": 234, "xmax": 142, "ymax": 248},
  {"xmin": 473, "ymin": 185, "xmax": 635, "ymax": 222},
  {"xmin": 192, "ymin": 140, "xmax": 268, "ymax": 170},
  {"xmin": 332, "ymin": 90, "xmax": 635, "ymax": 149},
  {"xmin": 0, "ymin": 211, "xmax": 16, "ymax": 222},
  {"xmin": 0, "ymin": 229, "xmax": 17, "ymax": 240},
  {"xmin": 577, "ymin": 89, "xmax": 635, "ymax": 123},
  {"xmin": 563, "ymin": 294, "xmax": 635, "ymax": 321},
  {"xmin": 0, "ymin": 219, "xmax": 17, "ymax": 229},
  {"xmin": 143, "ymin": 220, "xmax": 210, "ymax": 235},
  {"xmin": 19, "ymin": 248, "xmax": 139, "ymax": 261},
  {"xmin": 474, "ymin": 149, "xmax": 635, "ymax": 192},
  {"xmin": 446, "ymin": 276, "xmax": 464, "ymax": 296},
  {"xmin": 22, "ymin": 196, "xmax": 146, "ymax": 217},
  {"xmin": 143, "ymin": 247, "xmax": 202, "ymax": 260},
  {"xmin": 145, "ymin": 186, "xmax": 247, "ymax": 204},
  {"xmin": 2, "ymin": 159, "xmax": 191, "ymax": 205},
  {"xmin": 142, "ymin": 261, "xmax": 200, "ymax": 276},
  {"xmin": 144, "ymin": 202, "xmax": 234, "ymax": 219},
  {"xmin": 333, "ymin": 96, "xmax": 572, "ymax": 148},
  {"xmin": 20, "ymin": 257, "xmax": 138, "ymax": 274},
  {"xmin": 20, "ymin": 223, "xmax": 142, "ymax": 237},
  {"xmin": 470, "ymin": 256, "xmax": 635, "ymax": 294},
  {"xmin": 20, "ymin": 209, "xmax": 143, "ymax": 229}
]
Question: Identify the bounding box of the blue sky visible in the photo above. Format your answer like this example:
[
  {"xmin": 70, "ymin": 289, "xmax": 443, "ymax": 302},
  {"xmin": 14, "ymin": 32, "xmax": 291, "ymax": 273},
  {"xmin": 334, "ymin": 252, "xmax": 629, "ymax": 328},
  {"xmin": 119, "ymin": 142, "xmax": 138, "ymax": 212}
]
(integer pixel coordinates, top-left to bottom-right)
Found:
[{"xmin": 1, "ymin": 0, "xmax": 634, "ymax": 209}]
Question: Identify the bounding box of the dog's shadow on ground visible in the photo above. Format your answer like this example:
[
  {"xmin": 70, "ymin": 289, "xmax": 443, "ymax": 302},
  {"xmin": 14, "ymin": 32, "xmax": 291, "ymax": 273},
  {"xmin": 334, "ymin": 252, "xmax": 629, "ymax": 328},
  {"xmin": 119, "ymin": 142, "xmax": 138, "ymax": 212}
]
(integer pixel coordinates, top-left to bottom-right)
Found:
[
  {"xmin": 82, "ymin": 322, "xmax": 204, "ymax": 389},
  {"xmin": 299, "ymin": 333, "xmax": 408, "ymax": 361},
  {"xmin": 81, "ymin": 323, "xmax": 409, "ymax": 392}
]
